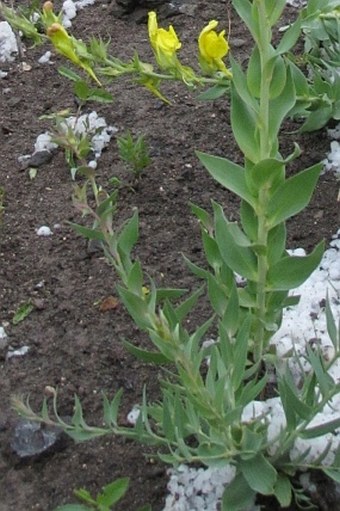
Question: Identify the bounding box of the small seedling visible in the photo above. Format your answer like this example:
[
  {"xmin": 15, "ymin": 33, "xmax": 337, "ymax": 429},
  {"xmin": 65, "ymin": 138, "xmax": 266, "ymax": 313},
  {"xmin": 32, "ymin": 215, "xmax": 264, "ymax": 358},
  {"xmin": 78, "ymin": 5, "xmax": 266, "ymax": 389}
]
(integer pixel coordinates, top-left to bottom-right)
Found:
[
  {"xmin": 54, "ymin": 477, "xmax": 151, "ymax": 511},
  {"xmin": 12, "ymin": 301, "xmax": 34, "ymax": 325},
  {"xmin": 117, "ymin": 131, "xmax": 151, "ymax": 179}
]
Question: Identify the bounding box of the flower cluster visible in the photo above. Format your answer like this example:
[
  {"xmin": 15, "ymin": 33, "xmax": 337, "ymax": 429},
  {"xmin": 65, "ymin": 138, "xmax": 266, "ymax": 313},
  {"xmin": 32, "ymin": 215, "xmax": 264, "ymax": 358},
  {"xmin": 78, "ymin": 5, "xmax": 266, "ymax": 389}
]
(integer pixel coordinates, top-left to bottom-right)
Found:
[{"xmin": 147, "ymin": 11, "xmax": 231, "ymax": 79}]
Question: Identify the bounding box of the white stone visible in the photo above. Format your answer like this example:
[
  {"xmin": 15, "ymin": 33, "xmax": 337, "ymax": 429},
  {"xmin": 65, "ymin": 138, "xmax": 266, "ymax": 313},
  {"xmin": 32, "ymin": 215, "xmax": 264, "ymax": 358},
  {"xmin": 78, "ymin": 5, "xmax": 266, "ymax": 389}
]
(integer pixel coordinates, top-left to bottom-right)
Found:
[
  {"xmin": 0, "ymin": 21, "xmax": 18, "ymax": 63},
  {"xmin": 36, "ymin": 226, "xmax": 53, "ymax": 237}
]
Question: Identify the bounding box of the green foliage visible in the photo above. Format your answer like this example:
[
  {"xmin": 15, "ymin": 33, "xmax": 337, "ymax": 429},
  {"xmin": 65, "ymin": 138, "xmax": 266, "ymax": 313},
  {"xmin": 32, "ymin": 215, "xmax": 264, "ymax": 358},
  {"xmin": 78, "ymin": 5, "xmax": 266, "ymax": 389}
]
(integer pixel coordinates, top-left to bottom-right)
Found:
[
  {"xmin": 6, "ymin": 2, "xmax": 340, "ymax": 510},
  {"xmin": 12, "ymin": 301, "xmax": 34, "ymax": 325},
  {"xmin": 54, "ymin": 477, "xmax": 151, "ymax": 511},
  {"xmin": 117, "ymin": 131, "xmax": 151, "ymax": 178}
]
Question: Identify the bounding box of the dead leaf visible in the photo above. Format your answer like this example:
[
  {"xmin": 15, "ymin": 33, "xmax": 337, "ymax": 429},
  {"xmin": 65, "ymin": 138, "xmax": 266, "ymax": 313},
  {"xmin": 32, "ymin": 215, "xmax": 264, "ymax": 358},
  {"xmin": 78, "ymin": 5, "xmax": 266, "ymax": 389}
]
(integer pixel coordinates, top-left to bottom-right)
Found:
[{"xmin": 99, "ymin": 295, "xmax": 119, "ymax": 312}]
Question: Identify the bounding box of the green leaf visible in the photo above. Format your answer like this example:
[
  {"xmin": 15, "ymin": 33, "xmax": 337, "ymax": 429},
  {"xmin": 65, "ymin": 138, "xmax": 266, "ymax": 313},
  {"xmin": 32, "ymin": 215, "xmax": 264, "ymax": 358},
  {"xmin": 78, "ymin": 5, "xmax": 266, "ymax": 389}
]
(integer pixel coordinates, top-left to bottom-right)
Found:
[
  {"xmin": 301, "ymin": 416, "xmax": 340, "ymax": 439},
  {"xmin": 117, "ymin": 211, "xmax": 139, "ymax": 256},
  {"xmin": 267, "ymin": 223, "xmax": 286, "ymax": 265},
  {"xmin": 54, "ymin": 505, "xmax": 90, "ymax": 511},
  {"xmin": 231, "ymin": 85, "xmax": 260, "ymax": 164},
  {"xmin": 58, "ymin": 66, "xmax": 82, "ymax": 82},
  {"xmin": 230, "ymin": 56, "xmax": 259, "ymax": 113},
  {"xmin": 267, "ymin": 241, "xmax": 324, "ymax": 290},
  {"xmin": 197, "ymin": 84, "xmax": 229, "ymax": 100},
  {"xmin": 247, "ymin": 46, "xmax": 261, "ymax": 98},
  {"xmin": 123, "ymin": 340, "xmax": 169, "ymax": 364},
  {"xmin": 12, "ymin": 302, "xmax": 34, "ymax": 325},
  {"xmin": 240, "ymin": 201, "xmax": 258, "ymax": 244},
  {"xmin": 246, "ymin": 158, "xmax": 285, "ymax": 197},
  {"xmin": 207, "ymin": 274, "xmax": 227, "ymax": 316},
  {"xmin": 277, "ymin": 16, "xmax": 302, "ymax": 54},
  {"xmin": 267, "ymin": 163, "xmax": 322, "ymax": 228},
  {"xmin": 240, "ymin": 454, "xmax": 277, "ymax": 494},
  {"xmin": 273, "ymin": 474, "xmax": 292, "ymax": 507},
  {"xmin": 232, "ymin": 0, "xmax": 258, "ymax": 43},
  {"xmin": 300, "ymin": 105, "xmax": 333, "ymax": 132},
  {"xmin": 196, "ymin": 152, "xmax": 254, "ymax": 206},
  {"xmin": 102, "ymin": 390, "xmax": 123, "ymax": 427},
  {"xmin": 268, "ymin": 68, "xmax": 296, "ymax": 145},
  {"xmin": 68, "ymin": 222, "xmax": 105, "ymax": 242},
  {"xmin": 97, "ymin": 478, "xmax": 129, "ymax": 507},
  {"xmin": 267, "ymin": 54, "xmax": 287, "ymax": 100},
  {"xmin": 222, "ymin": 281, "xmax": 240, "ymax": 337},
  {"xmin": 116, "ymin": 286, "xmax": 151, "ymax": 330},
  {"xmin": 325, "ymin": 294, "xmax": 339, "ymax": 351},
  {"xmin": 306, "ymin": 344, "xmax": 333, "ymax": 397},
  {"xmin": 214, "ymin": 205, "xmax": 257, "ymax": 281},
  {"xmin": 265, "ymin": 0, "xmax": 286, "ymax": 25},
  {"xmin": 222, "ymin": 472, "xmax": 256, "ymax": 511}
]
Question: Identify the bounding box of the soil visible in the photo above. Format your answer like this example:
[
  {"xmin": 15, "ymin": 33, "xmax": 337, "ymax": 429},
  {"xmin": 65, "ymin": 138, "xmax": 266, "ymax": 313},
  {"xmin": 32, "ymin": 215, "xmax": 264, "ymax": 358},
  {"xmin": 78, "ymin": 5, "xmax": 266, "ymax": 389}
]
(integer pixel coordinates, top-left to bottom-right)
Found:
[{"xmin": 0, "ymin": 1, "xmax": 339, "ymax": 510}]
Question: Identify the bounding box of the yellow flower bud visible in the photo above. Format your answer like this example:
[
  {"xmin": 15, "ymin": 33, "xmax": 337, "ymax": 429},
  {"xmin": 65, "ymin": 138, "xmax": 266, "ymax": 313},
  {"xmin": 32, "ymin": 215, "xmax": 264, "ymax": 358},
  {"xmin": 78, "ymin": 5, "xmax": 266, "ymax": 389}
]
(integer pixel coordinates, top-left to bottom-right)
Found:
[
  {"xmin": 198, "ymin": 20, "xmax": 231, "ymax": 77},
  {"xmin": 46, "ymin": 23, "xmax": 101, "ymax": 85},
  {"xmin": 148, "ymin": 11, "xmax": 181, "ymax": 70},
  {"xmin": 42, "ymin": 1, "xmax": 54, "ymax": 12}
]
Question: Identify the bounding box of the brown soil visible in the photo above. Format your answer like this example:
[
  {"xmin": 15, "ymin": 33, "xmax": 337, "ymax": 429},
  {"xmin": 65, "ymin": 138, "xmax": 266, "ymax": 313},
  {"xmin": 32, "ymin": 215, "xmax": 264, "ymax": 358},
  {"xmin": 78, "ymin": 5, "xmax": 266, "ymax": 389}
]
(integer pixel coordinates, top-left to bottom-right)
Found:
[{"xmin": 0, "ymin": 1, "xmax": 339, "ymax": 510}]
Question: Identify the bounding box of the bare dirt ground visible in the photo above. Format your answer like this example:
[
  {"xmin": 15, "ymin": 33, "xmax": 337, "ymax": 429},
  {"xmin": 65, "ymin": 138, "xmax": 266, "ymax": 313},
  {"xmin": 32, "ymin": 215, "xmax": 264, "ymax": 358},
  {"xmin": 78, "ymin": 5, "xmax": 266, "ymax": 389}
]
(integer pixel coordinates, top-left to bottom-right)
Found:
[{"xmin": 0, "ymin": 1, "xmax": 339, "ymax": 510}]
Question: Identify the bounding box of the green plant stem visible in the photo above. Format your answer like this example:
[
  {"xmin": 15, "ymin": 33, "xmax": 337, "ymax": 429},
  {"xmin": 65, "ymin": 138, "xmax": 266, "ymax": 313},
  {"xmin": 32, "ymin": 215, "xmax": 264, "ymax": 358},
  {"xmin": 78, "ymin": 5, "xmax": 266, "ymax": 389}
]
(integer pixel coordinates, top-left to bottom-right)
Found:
[{"xmin": 253, "ymin": 0, "xmax": 272, "ymax": 361}]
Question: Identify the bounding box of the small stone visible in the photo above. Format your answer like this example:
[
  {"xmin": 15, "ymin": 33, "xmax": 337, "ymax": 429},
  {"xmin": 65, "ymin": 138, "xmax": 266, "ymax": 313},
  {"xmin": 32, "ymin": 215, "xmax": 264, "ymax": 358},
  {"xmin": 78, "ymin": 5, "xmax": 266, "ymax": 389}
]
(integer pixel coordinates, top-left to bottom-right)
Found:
[
  {"xmin": 36, "ymin": 226, "xmax": 53, "ymax": 237},
  {"xmin": 0, "ymin": 326, "xmax": 8, "ymax": 350},
  {"xmin": 10, "ymin": 419, "xmax": 63, "ymax": 458},
  {"xmin": 6, "ymin": 345, "xmax": 30, "ymax": 360}
]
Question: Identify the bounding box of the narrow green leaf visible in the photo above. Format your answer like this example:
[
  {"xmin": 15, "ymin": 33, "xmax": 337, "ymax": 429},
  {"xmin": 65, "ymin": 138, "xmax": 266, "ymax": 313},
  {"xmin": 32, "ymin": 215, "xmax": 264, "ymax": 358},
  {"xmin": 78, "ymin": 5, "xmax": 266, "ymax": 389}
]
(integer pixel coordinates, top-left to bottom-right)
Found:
[
  {"xmin": 267, "ymin": 241, "xmax": 324, "ymax": 290},
  {"xmin": 267, "ymin": 162, "xmax": 322, "ymax": 228},
  {"xmin": 267, "ymin": 54, "xmax": 287, "ymax": 99},
  {"xmin": 222, "ymin": 281, "xmax": 239, "ymax": 337},
  {"xmin": 301, "ymin": 416, "xmax": 340, "ymax": 439},
  {"xmin": 231, "ymin": 86, "xmax": 260, "ymax": 164},
  {"xmin": 58, "ymin": 66, "xmax": 82, "ymax": 82},
  {"xmin": 231, "ymin": 0, "xmax": 258, "ymax": 43},
  {"xmin": 102, "ymin": 389, "xmax": 123, "ymax": 427},
  {"xmin": 175, "ymin": 286, "xmax": 203, "ymax": 321},
  {"xmin": 117, "ymin": 211, "xmax": 139, "ymax": 256},
  {"xmin": 240, "ymin": 454, "xmax": 277, "ymax": 494},
  {"xmin": 196, "ymin": 151, "xmax": 254, "ymax": 206},
  {"xmin": 97, "ymin": 477, "xmax": 129, "ymax": 507},
  {"xmin": 214, "ymin": 207, "xmax": 257, "ymax": 281},
  {"xmin": 277, "ymin": 16, "xmax": 302, "ymax": 54},
  {"xmin": 268, "ymin": 68, "xmax": 296, "ymax": 145},
  {"xmin": 325, "ymin": 294, "xmax": 339, "ymax": 351},
  {"xmin": 68, "ymin": 222, "xmax": 105, "ymax": 241},
  {"xmin": 197, "ymin": 84, "xmax": 229, "ymax": 100},
  {"xmin": 123, "ymin": 340, "xmax": 169, "ymax": 364},
  {"xmin": 117, "ymin": 286, "xmax": 151, "ymax": 330},
  {"xmin": 265, "ymin": 0, "xmax": 286, "ymax": 25},
  {"xmin": 247, "ymin": 46, "xmax": 261, "ymax": 98}
]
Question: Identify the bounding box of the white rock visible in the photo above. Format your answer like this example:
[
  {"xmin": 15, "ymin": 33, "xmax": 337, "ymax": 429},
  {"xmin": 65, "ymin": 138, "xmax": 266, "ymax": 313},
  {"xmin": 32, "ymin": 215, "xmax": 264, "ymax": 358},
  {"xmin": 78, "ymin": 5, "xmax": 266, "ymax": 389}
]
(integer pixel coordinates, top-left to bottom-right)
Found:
[
  {"xmin": 38, "ymin": 51, "xmax": 52, "ymax": 64},
  {"xmin": 6, "ymin": 345, "xmax": 30, "ymax": 359},
  {"xmin": 126, "ymin": 405, "xmax": 140, "ymax": 425},
  {"xmin": 0, "ymin": 326, "xmax": 8, "ymax": 349},
  {"xmin": 0, "ymin": 21, "xmax": 18, "ymax": 63},
  {"xmin": 36, "ymin": 226, "xmax": 53, "ymax": 237}
]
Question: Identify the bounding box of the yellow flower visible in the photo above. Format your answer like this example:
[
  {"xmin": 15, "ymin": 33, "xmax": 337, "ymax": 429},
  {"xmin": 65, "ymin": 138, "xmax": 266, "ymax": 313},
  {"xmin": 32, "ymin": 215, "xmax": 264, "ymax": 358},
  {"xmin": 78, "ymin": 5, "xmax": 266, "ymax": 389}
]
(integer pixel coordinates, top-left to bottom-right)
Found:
[
  {"xmin": 148, "ymin": 11, "xmax": 181, "ymax": 70},
  {"xmin": 198, "ymin": 20, "xmax": 231, "ymax": 77},
  {"xmin": 46, "ymin": 23, "xmax": 101, "ymax": 85}
]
